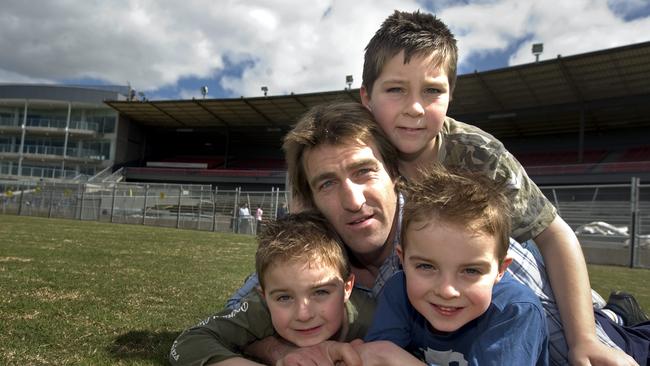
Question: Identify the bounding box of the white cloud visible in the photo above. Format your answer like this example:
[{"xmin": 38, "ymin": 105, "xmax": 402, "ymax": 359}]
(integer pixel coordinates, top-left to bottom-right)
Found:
[{"xmin": 0, "ymin": 0, "xmax": 647, "ymax": 99}]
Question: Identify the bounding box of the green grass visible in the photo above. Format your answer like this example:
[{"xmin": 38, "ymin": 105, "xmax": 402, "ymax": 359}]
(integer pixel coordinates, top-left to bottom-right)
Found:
[
  {"xmin": 1, "ymin": 215, "xmax": 257, "ymax": 365},
  {"xmin": 2, "ymin": 215, "xmax": 649, "ymax": 365}
]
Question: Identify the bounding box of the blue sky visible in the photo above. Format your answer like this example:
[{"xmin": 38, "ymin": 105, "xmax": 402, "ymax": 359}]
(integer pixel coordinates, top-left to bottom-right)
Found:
[{"xmin": 1, "ymin": 0, "xmax": 649, "ymax": 100}]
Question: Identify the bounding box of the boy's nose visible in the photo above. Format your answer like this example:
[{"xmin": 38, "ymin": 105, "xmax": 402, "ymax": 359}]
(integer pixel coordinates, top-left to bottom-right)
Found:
[
  {"xmin": 340, "ymin": 180, "xmax": 365, "ymax": 212},
  {"xmin": 435, "ymin": 277, "xmax": 461, "ymax": 299},
  {"xmin": 404, "ymin": 95, "xmax": 425, "ymax": 117},
  {"xmin": 295, "ymin": 299, "xmax": 315, "ymax": 321}
]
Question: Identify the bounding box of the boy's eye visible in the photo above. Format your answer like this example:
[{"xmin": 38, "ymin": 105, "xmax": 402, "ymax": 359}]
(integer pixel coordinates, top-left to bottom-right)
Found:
[
  {"xmin": 275, "ymin": 294, "xmax": 292, "ymax": 302},
  {"xmin": 386, "ymin": 87, "xmax": 404, "ymax": 94},
  {"xmin": 463, "ymin": 268, "xmax": 482, "ymax": 275},
  {"xmin": 415, "ymin": 263, "xmax": 434, "ymax": 271},
  {"xmin": 424, "ymin": 87, "xmax": 442, "ymax": 94},
  {"xmin": 314, "ymin": 289, "xmax": 330, "ymax": 297}
]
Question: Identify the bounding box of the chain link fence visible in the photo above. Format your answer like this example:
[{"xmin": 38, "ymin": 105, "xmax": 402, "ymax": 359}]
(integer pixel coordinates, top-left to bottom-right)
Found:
[
  {"xmin": 2, "ymin": 178, "xmax": 648, "ymax": 268},
  {"xmin": 1, "ymin": 180, "xmax": 288, "ymax": 236}
]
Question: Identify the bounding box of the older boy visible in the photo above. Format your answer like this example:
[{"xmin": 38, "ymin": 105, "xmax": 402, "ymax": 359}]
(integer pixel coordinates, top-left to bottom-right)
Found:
[
  {"xmin": 359, "ymin": 10, "xmax": 639, "ymax": 365},
  {"xmin": 361, "ymin": 165, "xmax": 549, "ymax": 365},
  {"xmin": 169, "ymin": 212, "xmax": 375, "ymax": 366}
]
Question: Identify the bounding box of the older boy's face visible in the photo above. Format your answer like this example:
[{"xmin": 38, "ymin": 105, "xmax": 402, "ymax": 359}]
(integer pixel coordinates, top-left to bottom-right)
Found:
[
  {"xmin": 398, "ymin": 220, "xmax": 509, "ymax": 333},
  {"xmin": 361, "ymin": 51, "xmax": 450, "ymax": 161},
  {"xmin": 262, "ymin": 260, "xmax": 353, "ymax": 347},
  {"xmin": 303, "ymin": 141, "xmax": 398, "ymax": 258}
]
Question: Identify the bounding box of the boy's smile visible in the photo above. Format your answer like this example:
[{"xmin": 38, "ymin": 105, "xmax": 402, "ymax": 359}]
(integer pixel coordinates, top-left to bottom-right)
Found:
[
  {"xmin": 398, "ymin": 220, "xmax": 509, "ymax": 333},
  {"xmin": 361, "ymin": 51, "xmax": 450, "ymax": 170},
  {"xmin": 262, "ymin": 260, "xmax": 353, "ymax": 347}
]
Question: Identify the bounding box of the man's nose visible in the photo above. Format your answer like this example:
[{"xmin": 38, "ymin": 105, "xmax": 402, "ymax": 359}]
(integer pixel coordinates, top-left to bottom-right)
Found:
[{"xmin": 340, "ymin": 179, "xmax": 365, "ymax": 212}]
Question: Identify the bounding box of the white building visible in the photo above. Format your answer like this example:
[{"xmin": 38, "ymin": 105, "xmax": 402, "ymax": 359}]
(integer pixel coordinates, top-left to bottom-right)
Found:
[{"xmin": 0, "ymin": 84, "xmax": 128, "ymax": 181}]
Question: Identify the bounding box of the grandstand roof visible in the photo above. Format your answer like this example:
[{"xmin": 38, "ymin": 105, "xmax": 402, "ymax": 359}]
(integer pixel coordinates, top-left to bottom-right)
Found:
[{"xmin": 106, "ymin": 41, "xmax": 650, "ymax": 140}]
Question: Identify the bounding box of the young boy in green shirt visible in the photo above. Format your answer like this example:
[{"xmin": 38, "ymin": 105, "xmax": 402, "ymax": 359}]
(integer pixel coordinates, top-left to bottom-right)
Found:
[{"xmin": 169, "ymin": 212, "xmax": 374, "ymax": 366}]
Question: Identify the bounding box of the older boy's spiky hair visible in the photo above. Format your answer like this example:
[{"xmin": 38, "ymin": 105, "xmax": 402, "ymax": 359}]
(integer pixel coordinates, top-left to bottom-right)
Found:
[
  {"xmin": 255, "ymin": 211, "xmax": 350, "ymax": 289},
  {"xmin": 363, "ymin": 10, "xmax": 458, "ymax": 96},
  {"xmin": 400, "ymin": 164, "xmax": 512, "ymax": 262}
]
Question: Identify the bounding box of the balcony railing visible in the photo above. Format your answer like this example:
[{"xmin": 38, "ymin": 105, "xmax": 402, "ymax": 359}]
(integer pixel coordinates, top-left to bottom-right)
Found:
[
  {"xmin": 0, "ymin": 144, "xmax": 107, "ymax": 160},
  {"xmin": 0, "ymin": 116, "xmax": 100, "ymax": 133}
]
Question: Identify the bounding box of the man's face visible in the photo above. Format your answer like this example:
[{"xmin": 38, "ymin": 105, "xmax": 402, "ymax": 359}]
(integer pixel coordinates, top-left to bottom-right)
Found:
[
  {"xmin": 398, "ymin": 220, "xmax": 509, "ymax": 333},
  {"xmin": 262, "ymin": 260, "xmax": 353, "ymax": 347},
  {"xmin": 303, "ymin": 141, "xmax": 398, "ymax": 258},
  {"xmin": 361, "ymin": 51, "xmax": 450, "ymax": 160}
]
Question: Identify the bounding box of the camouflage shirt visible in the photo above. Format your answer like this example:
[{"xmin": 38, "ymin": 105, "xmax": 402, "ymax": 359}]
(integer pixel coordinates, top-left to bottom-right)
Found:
[{"xmin": 437, "ymin": 117, "xmax": 556, "ymax": 242}]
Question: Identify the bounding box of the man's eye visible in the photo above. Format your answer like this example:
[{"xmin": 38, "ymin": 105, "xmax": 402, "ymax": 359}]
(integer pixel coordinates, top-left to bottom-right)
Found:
[{"xmin": 319, "ymin": 180, "xmax": 335, "ymax": 191}]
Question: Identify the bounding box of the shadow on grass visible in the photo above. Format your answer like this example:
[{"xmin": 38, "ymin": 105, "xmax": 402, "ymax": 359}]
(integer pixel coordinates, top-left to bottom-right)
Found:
[{"xmin": 108, "ymin": 330, "xmax": 180, "ymax": 364}]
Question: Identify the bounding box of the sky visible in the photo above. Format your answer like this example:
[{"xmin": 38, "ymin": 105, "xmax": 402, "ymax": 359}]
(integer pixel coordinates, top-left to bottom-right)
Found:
[{"xmin": 1, "ymin": 0, "xmax": 649, "ymax": 100}]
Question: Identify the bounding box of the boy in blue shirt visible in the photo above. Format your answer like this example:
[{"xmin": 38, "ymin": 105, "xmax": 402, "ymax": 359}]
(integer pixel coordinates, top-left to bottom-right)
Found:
[{"xmin": 362, "ymin": 165, "xmax": 549, "ymax": 365}]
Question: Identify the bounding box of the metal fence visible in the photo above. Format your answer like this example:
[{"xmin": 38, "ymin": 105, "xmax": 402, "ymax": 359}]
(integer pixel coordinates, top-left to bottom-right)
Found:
[
  {"xmin": 540, "ymin": 178, "xmax": 649, "ymax": 268},
  {"xmin": 1, "ymin": 180, "xmax": 288, "ymax": 236},
  {"xmin": 2, "ymin": 178, "xmax": 648, "ymax": 268}
]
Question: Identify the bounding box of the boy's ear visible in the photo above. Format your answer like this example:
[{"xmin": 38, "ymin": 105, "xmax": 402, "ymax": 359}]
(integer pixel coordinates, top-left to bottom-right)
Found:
[
  {"xmin": 343, "ymin": 273, "xmax": 355, "ymax": 302},
  {"xmin": 360, "ymin": 86, "xmax": 371, "ymax": 109},
  {"xmin": 495, "ymin": 256, "xmax": 513, "ymax": 283},
  {"xmin": 396, "ymin": 244, "xmax": 404, "ymax": 265},
  {"xmin": 256, "ymin": 285, "xmax": 264, "ymax": 297}
]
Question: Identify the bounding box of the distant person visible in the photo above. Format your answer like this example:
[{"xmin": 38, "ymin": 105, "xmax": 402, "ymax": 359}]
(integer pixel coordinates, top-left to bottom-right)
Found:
[
  {"xmin": 169, "ymin": 212, "xmax": 375, "ymax": 366},
  {"xmin": 255, "ymin": 204, "xmax": 263, "ymax": 233},
  {"xmin": 237, "ymin": 203, "xmax": 252, "ymax": 234},
  {"xmin": 360, "ymin": 165, "xmax": 549, "ymax": 365},
  {"xmin": 276, "ymin": 202, "xmax": 288, "ymax": 220}
]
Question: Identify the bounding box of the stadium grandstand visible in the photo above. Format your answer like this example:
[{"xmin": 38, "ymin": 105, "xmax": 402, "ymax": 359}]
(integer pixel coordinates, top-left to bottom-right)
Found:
[
  {"xmin": 104, "ymin": 40, "xmax": 650, "ymax": 189},
  {"xmin": 1, "ymin": 41, "xmax": 649, "ymax": 189}
]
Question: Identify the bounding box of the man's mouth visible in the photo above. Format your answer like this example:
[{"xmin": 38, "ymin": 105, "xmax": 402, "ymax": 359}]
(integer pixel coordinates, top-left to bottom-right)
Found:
[{"xmin": 348, "ymin": 214, "xmax": 373, "ymax": 225}]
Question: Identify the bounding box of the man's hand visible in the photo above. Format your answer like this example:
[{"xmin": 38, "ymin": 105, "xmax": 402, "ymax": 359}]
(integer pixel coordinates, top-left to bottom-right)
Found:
[
  {"xmin": 568, "ymin": 338, "xmax": 638, "ymax": 366},
  {"xmin": 276, "ymin": 341, "xmax": 361, "ymax": 366}
]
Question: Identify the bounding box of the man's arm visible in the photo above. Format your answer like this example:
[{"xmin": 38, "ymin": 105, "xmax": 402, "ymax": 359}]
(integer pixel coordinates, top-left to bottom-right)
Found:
[
  {"xmin": 535, "ymin": 216, "xmax": 637, "ymax": 365},
  {"xmin": 353, "ymin": 341, "xmax": 423, "ymax": 366},
  {"xmin": 243, "ymin": 334, "xmax": 363, "ymax": 366}
]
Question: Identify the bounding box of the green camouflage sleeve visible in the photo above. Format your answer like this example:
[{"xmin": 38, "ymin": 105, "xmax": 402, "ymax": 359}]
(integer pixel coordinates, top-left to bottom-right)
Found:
[
  {"xmin": 169, "ymin": 292, "xmax": 276, "ymax": 366},
  {"xmin": 440, "ymin": 118, "xmax": 556, "ymax": 242}
]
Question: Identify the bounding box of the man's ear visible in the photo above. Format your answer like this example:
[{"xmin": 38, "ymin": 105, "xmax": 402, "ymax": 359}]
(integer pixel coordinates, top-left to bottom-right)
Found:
[
  {"xmin": 396, "ymin": 244, "xmax": 405, "ymax": 265},
  {"xmin": 360, "ymin": 86, "xmax": 372, "ymax": 110},
  {"xmin": 343, "ymin": 273, "xmax": 355, "ymax": 302},
  {"xmin": 495, "ymin": 256, "xmax": 513, "ymax": 283}
]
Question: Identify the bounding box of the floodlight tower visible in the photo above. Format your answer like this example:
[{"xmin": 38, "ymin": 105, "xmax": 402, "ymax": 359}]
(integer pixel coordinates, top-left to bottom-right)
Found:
[
  {"xmin": 201, "ymin": 86, "xmax": 208, "ymax": 99},
  {"xmin": 261, "ymin": 86, "xmax": 268, "ymax": 96},
  {"xmin": 345, "ymin": 75, "xmax": 353, "ymax": 90},
  {"xmin": 532, "ymin": 43, "xmax": 544, "ymax": 63}
]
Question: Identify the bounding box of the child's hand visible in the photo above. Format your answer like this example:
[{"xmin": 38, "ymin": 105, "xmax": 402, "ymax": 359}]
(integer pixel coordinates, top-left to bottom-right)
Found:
[{"xmin": 275, "ymin": 341, "xmax": 361, "ymax": 366}]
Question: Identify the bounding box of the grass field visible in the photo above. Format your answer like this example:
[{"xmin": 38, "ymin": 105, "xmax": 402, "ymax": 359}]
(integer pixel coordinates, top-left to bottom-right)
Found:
[{"xmin": 2, "ymin": 215, "xmax": 649, "ymax": 365}]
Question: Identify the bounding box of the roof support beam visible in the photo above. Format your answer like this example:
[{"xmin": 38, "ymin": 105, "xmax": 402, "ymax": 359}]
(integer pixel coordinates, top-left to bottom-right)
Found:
[
  {"xmin": 241, "ymin": 98, "xmax": 277, "ymax": 127},
  {"xmin": 193, "ymin": 100, "xmax": 231, "ymax": 128},
  {"xmin": 474, "ymin": 71, "xmax": 505, "ymax": 111},
  {"xmin": 148, "ymin": 102, "xmax": 187, "ymax": 127}
]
